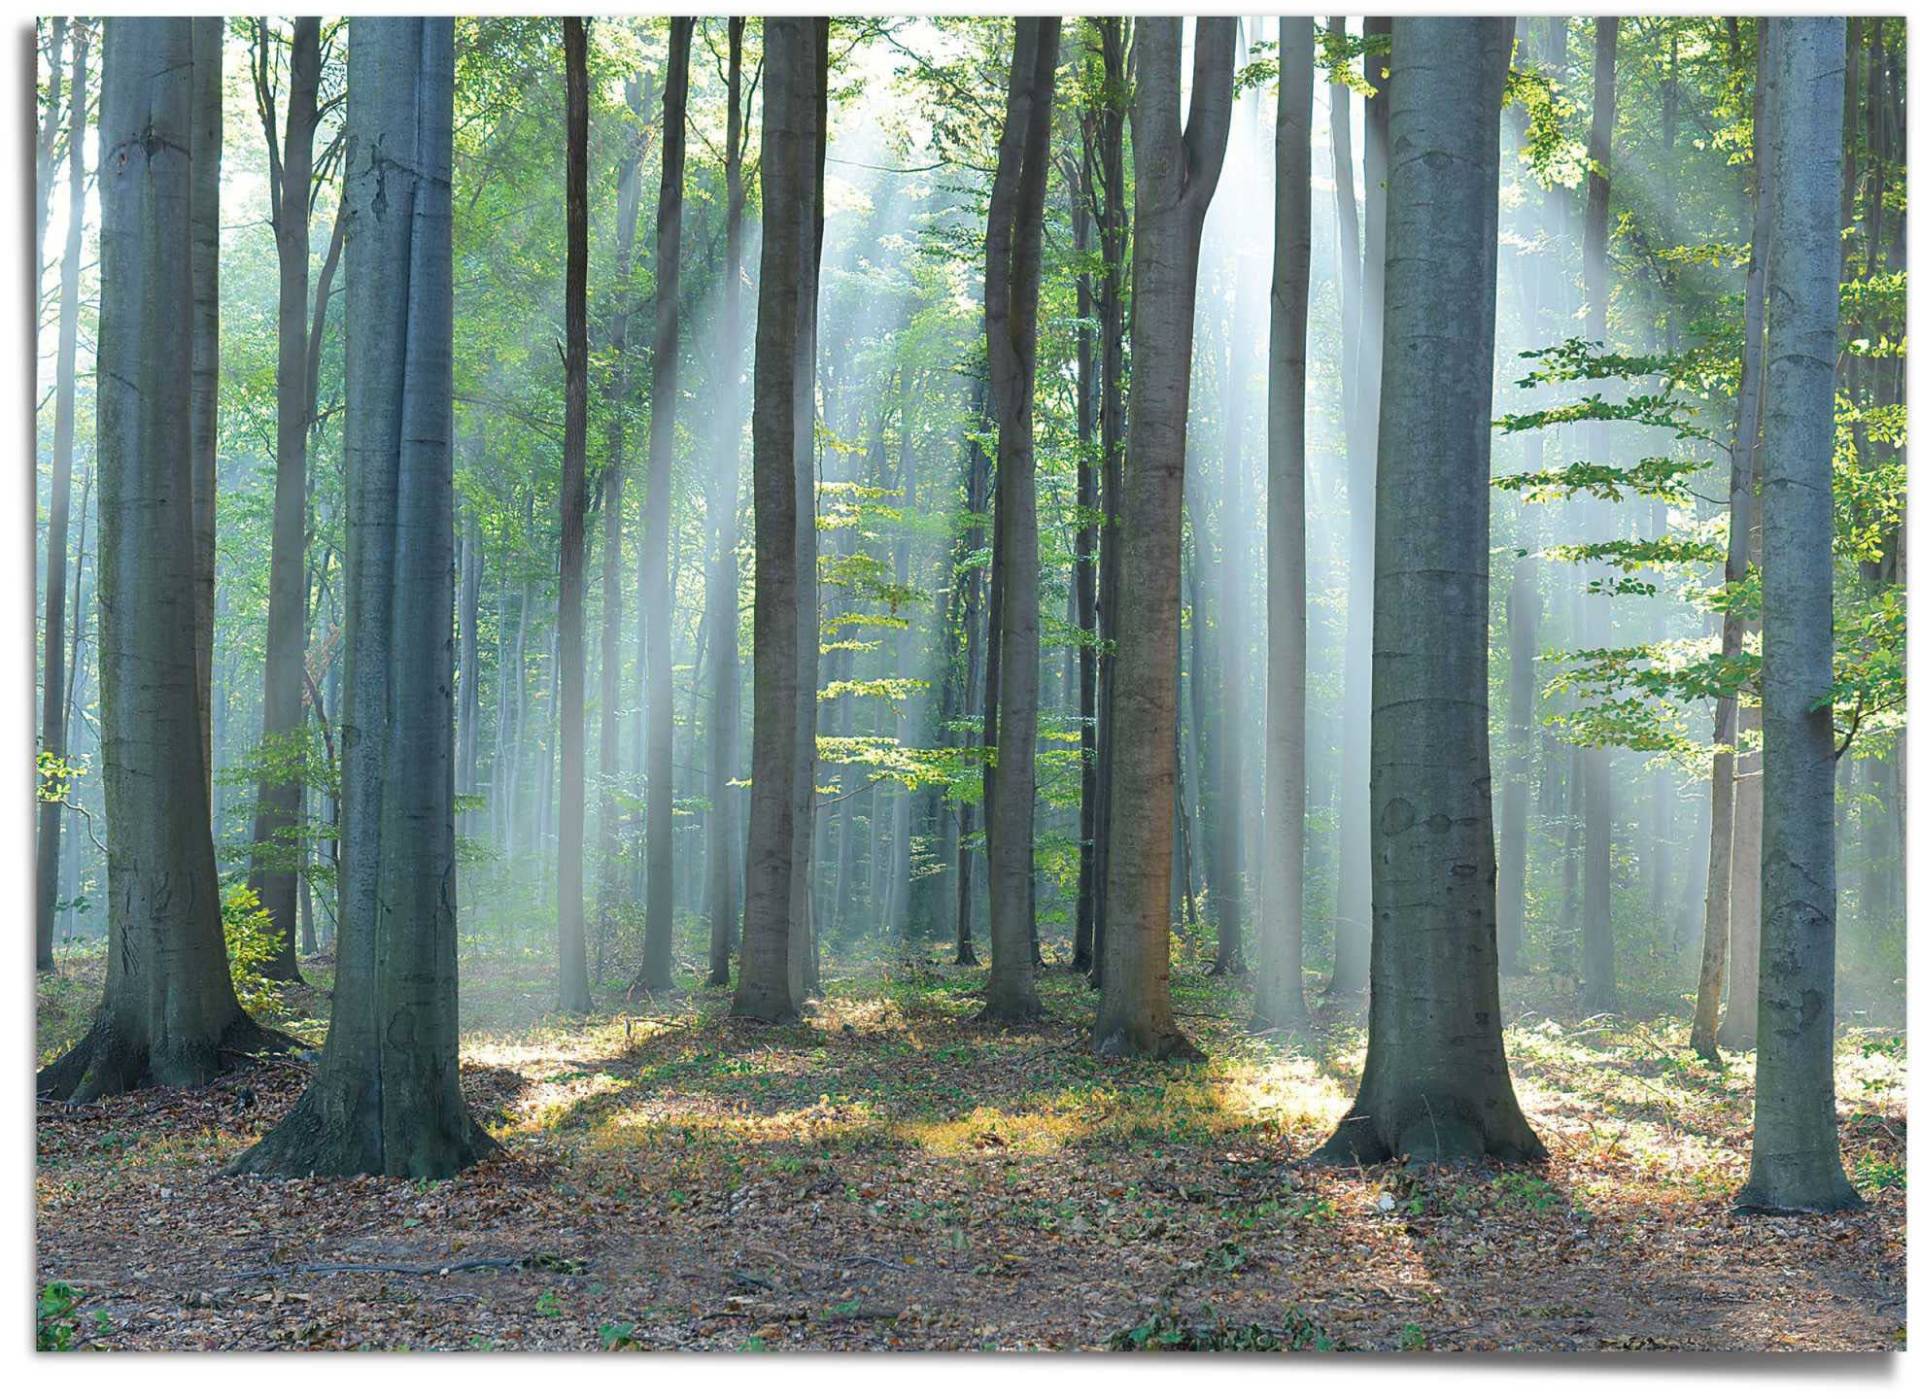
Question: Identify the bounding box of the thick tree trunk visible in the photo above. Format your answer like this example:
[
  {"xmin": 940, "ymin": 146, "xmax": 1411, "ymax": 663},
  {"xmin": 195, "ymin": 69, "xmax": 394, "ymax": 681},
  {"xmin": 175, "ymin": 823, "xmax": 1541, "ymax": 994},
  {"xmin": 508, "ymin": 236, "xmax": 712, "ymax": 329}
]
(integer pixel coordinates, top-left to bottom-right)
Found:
[
  {"xmin": 1252, "ymin": 16, "xmax": 1311, "ymax": 1035},
  {"xmin": 1318, "ymin": 17, "xmax": 1542, "ymax": 1166},
  {"xmin": 1738, "ymin": 17, "xmax": 1862, "ymax": 1216},
  {"xmin": 247, "ymin": 17, "xmax": 323, "ymax": 984},
  {"xmin": 35, "ymin": 23, "xmax": 88, "ymax": 975},
  {"xmin": 981, "ymin": 16, "xmax": 1058, "ymax": 1023},
  {"xmin": 1092, "ymin": 17, "xmax": 1234, "ymax": 1061},
  {"xmin": 555, "ymin": 15, "xmax": 593, "ymax": 1013},
  {"xmin": 707, "ymin": 18, "xmax": 748, "ymax": 987},
  {"xmin": 191, "ymin": 20, "xmax": 221, "ymax": 784},
  {"xmin": 635, "ymin": 19, "xmax": 693, "ymax": 994},
  {"xmin": 735, "ymin": 17, "xmax": 823, "ymax": 1022},
  {"xmin": 233, "ymin": 18, "xmax": 492, "ymax": 1178},
  {"xmin": 40, "ymin": 18, "xmax": 283, "ymax": 1104},
  {"xmin": 1331, "ymin": 17, "xmax": 1390, "ymax": 997}
]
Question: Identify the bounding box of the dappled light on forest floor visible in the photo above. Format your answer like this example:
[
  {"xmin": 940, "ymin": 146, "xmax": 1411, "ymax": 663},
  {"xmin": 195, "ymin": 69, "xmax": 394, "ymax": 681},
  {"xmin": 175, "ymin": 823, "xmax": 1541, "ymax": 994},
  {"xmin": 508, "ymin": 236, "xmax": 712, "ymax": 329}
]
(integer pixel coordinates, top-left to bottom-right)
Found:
[{"xmin": 36, "ymin": 950, "xmax": 1905, "ymax": 1351}]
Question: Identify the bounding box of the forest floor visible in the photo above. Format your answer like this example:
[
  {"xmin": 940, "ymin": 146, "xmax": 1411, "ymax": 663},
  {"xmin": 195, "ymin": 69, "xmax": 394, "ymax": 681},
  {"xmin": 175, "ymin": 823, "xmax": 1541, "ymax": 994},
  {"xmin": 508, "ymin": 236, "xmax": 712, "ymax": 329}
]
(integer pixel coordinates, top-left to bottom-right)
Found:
[{"xmin": 35, "ymin": 934, "xmax": 1908, "ymax": 1353}]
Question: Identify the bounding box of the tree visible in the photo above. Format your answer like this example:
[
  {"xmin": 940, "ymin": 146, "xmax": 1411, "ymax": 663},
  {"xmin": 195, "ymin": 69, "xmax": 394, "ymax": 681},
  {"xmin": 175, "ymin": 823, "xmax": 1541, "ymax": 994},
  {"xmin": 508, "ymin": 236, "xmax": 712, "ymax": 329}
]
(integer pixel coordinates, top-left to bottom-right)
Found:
[
  {"xmin": 735, "ymin": 16, "xmax": 823, "ymax": 1023},
  {"xmin": 35, "ymin": 21, "xmax": 88, "ymax": 975},
  {"xmin": 1692, "ymin": 19, "xmax": 1772, "ymax": 1062},
  {"xmin": 555, "ymin": 15, "xmax": 592, "ymax": 1014},
  {"xmin": 1318, "ymin": 17, "xmax": 1544, "ymax": 1165},
  {"xmin": 1252, "ymin": 15, "xmax": 1310, "ymax": 1035},
  {"xmin": 246, "ymin": 17, "xmax": 329, "ymax": 984},
  {"xmin": 634, "ymin": 17, "xmax": 694, "ymax": 995},
  {"xmin": 1092, "ymin": 16, "xmax": 1234, "ymax": 1060},
  {"xmin": 39, "ymin": 17, "xmax": 284, "ymax": 1103},
  {"xmin": 191, "ymin": 19, "xmax": 222, "ymax": 779},
  {"xmin": 1736, "ymin": 16, "xmax": 1864, "ymax": 1217},
  {"xmin": 1577, "ymin": 16, "xmax": 1621, "ymax": 1014},
  {"xmin": 233, "ymin": 17, "xmax": 494, "ymax": 1179},
  {"xmin": 981, "ymin": 16, "xmax": 1059, "ymax": 1024},
  {"xmin": 706, "ymin": 17, "xmax": 750, "ymax": 987}
]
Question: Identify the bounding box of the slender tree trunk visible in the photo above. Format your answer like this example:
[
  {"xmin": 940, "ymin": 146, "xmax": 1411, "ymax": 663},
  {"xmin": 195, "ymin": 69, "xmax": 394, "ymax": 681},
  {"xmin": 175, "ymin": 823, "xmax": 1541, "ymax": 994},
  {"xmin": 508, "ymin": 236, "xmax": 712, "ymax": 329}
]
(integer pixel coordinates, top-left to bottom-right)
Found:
[
  {"xmin": 954, "ymin": 376, "xmax": 990, "ymax": 966},
  {"xmin": 1070, "ymin": 167, "xmax": 1098, "ymax": 974},
  {"xmin": 247, "ymin": 17, "xmax": 323, "ymax": 984},
  {"xmin": 1092, "ymin": 17, "xmax": 1234, "ymax": 1060},
  {"xmin": 41, "ymin": 18, "xmax": 282, "ymax": 1103},
  {"xmin": 735, "ymin": 17, "xmax": 822, "ymax": 1022},
  {"xmin": 34, "ymin": 18, "xmax": 67, "ymax": 321},
  {"xmin": 1252, "ymin": 16, "xmax": 1311, "ymax": 1034},
  {"xmin": 1318, "ymin": 17, "xmax": 1542, "ymax": 1165},
  {"xmin": 1738, "ymin": 17, "xmax": 1862, "ymax": 1216},
  {"xmin": 457, "ymin": 514, "xmax": 482, "ymax": 835},
  {"xmin": 555, "ymin": 15, "xmax": 592, "ymax": 1012},
  {"xmin": 35, "ymin": 24, "xmax": 89, "ymax": 975},
  {"xmin": 233, "ymin": 18, "xmax": 493, "ymax": 1177}
]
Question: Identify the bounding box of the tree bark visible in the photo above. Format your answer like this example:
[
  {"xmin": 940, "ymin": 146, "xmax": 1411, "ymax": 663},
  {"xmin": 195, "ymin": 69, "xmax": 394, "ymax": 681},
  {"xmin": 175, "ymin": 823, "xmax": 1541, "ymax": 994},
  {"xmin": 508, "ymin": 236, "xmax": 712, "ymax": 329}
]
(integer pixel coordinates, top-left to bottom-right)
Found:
[
  {"xmin": 1737, "ymin": 16, "xmax": 1862, "ymax": 1216},
  {"xmin": 35, "ymin": 22, "xmax": 88, "ymax": 975},
  {"xmin": 233, "ymin": 18, "xmax": 492, "ymax": 1178},
  {"xmin": 1092, "ymin": 17, "xmax": 1234, "ymax": 1060},
  {"xmin": 635, "ymin": 18, "xmax": 694, "ymax": 994},
  {"xmin": 1252, "ymin": 16, "xmax": 1311, "ymax": 1035},
  {"xmin": 40, "ymin": 18, "xmax": 283, "ymax": 1104},
  {"xmin": 1070, "ymin": 161, "xmax": 1098, "ymax": 975},
  {"xmin": 1318, "ymin": 17, "xmax": 1542, "ymax": 1166},
  {"xmin": 555, "ymin": 15, "xmax": 593, "ymax": 1013},
  {"xmin": 953, "ymin": 374, "xmax": 990, "ymax": 966}
]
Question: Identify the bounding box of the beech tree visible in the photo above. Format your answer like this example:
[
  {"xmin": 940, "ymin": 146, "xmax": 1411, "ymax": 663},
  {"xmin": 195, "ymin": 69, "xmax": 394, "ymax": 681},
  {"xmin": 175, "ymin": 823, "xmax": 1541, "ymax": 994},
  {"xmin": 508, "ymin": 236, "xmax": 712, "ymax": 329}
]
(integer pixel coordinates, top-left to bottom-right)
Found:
[
  {"xmin": 39, "ymin": 17, "xmax": 282, "ymax": 1103},
  {"xmin": 981, "ymin": 16, "xmax": 1059, "ymax": 1024},
  {"xmin": 1092, "ymin": 16, "xmax": 1234, "ymax": 1060},
  {"xmin": 234, "ymin": 17, "xmax": 494, "ymax": 1179},
  {"xmin": 1737, "ymin": 16, "xmax": 1864, "ymax": 1217},
  {"xmin": 1319, "ymin": 17, "xmax": 1543, "ymax": 1165}
]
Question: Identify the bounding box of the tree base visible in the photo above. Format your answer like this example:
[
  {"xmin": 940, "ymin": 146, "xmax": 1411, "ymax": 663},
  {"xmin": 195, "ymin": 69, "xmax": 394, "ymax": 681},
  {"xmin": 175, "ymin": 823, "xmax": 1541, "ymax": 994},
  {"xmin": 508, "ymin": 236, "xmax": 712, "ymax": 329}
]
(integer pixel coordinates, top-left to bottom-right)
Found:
[
  {"xmin": 227, "ymin": 1073, "xmax": 497, "ymax": 1181},
  {"xmin": 1314, "ymin": 1091, "xmax": 1546, "ymax": 1168},
  {"xmin": 1249, "ymin": 1002, "xmax": 1312, "ymax": 1044},
  {"xmin": 1733, "ymin": 1160, "xmax": 1865, "ymax": 1216},
  {"xmin": 1092, "ymin": 1021, "xmax": 1205, "ymax": 1063},
  {"xmin": 974, "ymin": 997, "xmax": 1043, "ymax": 1027},
  {"xmin": 705, "ymin": 968, "xmax": 731, "ymax": 989},
  {"xmin": 1208, "ymin": 954, "xmax": 1246, "ymax": 978},
  {"xmin": 953, "ymin": 945, "xmax": 980, "ymax": 968},
  {"xmin": 37, "ymin": 1012, "xmax": 302, "ymax": 1106}
]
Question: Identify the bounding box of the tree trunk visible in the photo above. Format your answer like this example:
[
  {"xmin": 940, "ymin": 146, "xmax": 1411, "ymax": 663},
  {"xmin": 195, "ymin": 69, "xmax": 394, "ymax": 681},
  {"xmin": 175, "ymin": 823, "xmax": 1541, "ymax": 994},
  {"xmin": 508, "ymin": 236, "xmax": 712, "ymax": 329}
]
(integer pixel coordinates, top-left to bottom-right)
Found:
[
  {"xmin": 953, "ymin": 376, "xmax": 990, "ymax": 966},
  {"xmin": 40, "ymin": 18, "xmax": 282, "ymax": 1104},
  {"xmin": 735, "ymin": 17, "xmax": 823, "ymax": 1022},
  {"xmin": 707, "ymin": 18, "xmax": 748, "ymax": 987},
  {"xmin": 1070, "ymin": 165, "xmax": 1098, "ymax": 974},
  {"xmin": 1252, "ymin": 16, "xmax": 1311, "ymax": 1035},
  {"xmin": 35, "ymin": 22, "xmax": 88, "ymax": 975},
  {"xmin": 191, "ymin": 20, "xmax": 221, "ymax": 784},
  {"xmin": 1318, "ymin": 17, "xmax": 1543, "ymax": 1166},
  {"xmin": 555, "ymin": 15, "xmax": 593, "ymax": 1013},
  {"xmin": 1331, "ymin": 17, "xmax": 1390, "ymax": 996},
  {"xmin": 633, "ymin": 18, "xmax": 693, "ymax": 994},
  {"xmin": 233, "ymin": 18, "xmax": 492, "ymax": 1178},
  {"xmin": 1092, "ymin": 17, "xmax": 1234, "ymax": 1061},
  {"xmin": 1737, "ymin": 17, "xmax": 1862, "ymax": 1216},
  {"xmin": 457, "ymin": 514, "xmax": 483, "ymax": 835},
  {"xmin": 980, "ymin": 16, "xmax": 1058, "ymax": 1023},
  {"xmin": 247, "ymin": 17, "xmax": 323, "ymax": 985}
]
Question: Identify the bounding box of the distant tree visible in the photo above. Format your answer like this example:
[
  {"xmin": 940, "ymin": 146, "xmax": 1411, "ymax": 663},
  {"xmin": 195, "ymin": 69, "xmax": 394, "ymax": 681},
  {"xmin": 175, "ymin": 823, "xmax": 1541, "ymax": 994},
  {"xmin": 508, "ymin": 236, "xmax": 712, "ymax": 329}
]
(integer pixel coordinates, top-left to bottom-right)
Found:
[
  {"xmin": 981, "ymin": 16, "xmax": 1059, "ymax": 1024},
  {"xmin": 1737, "ymin": 16, "xmax": 1864, "ymax": 1217},
  {"xmin": 1319, "ymin": 17, "xmax": 1543, "ymax": 1164},
  {"xmin": 39, "ymin": 18, "xmax": 283, "ymax": 1103},
  {"xmin": 1092, "ymin": 16, "xmax": 1234, "ymax": 1060},
  {"xmin": 233, "ymin": 17, "xmax": 494, "ymax": 1178}
]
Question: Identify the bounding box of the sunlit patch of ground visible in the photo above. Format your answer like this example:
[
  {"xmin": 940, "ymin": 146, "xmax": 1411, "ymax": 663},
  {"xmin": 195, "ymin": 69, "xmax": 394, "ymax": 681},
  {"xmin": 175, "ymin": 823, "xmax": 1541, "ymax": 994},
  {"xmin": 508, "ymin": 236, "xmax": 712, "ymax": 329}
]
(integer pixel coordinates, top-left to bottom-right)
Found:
[{"xmin": 36, "ymin": 936, "xmax": 1906, "ymax": 1352}]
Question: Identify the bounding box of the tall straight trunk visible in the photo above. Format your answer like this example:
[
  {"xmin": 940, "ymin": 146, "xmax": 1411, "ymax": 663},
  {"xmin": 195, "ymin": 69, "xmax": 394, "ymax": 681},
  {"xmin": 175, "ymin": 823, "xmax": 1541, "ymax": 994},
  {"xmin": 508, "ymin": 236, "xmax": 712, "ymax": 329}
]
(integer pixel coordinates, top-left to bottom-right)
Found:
[
  {"xmin": 885, "ymin": 424, "xmax": 918, "ymax": 937},
  {"xmin": 1088, "ymin": 17, "xmax": 1129, "ymax": 985},
  {"xmin": 635, "ymin": 18, "xmax": 693, "ymax": 994},
  {"xmin": 234, "ymin": 18, "xmax": 492, "ymax": 1177},
  {"xmin": 1070, "ymin": 167, "xmax": 1098, "ymax": 974},
  {"xmin": 597, "ymin": 79, "xmax": 644, "ymax": 968},
  {"xmin": 1738, "ymin": 17, "xmax": 1862, "ymax": 1216},
  {"xmin": 1253, "ymin": 16, "xmax": 1311, "ymax": 1034},
  {"xmin": 707, "ymin": 17, "xmax": 748, "ymax": 986},
  {"xmin": 1692, "ymin": 18, "xmax": 1771, "ymax": 1061},
  {"xmin": 1575, "ymin": 15, "xmax": 1620, "ymax": 1014},
  {"xmin": 735, "ymin": 17, "xmax": 822, "ymax": 1022},
  {"xmin": 247, "ymin": 17, "xmax": 323, "ymax": 984},
  {"xmin": 1092, "ymin": 17, "xmax": 1234, "ymax": 1060},
  {"xmin": 1331, "ymin": 17, "xmax": 1390, "ymax": 996},
  {"xmin": 191, "ymin": 21, "xmax": 221, "ymax": 782},
  {"xmin": 35, "ymin": 18, "xmax": 67, "ymax": 319},
  {"xmin": 35, "ymin": 23, "xmax": 89, "ymax": 975},
  {"xmin": 1319, "ymin": 16, "xmax": 1541, "ymax": 1165},
  {"xmin": 555, "ymin": 15, "xmax": 592, "ymax": 1012},
  {"xmin": 953, "ymin": 375, "xmax": 990, "ymax": 966},
  {"xmin": 40, "ymin": 18, "xmax": 280, "ymax": 1103},
  {"xmin": 981, "ymin": 16, "xmax": 1059, "ymax": 1023},
  {"xmin": 456, "ymin": 514, "xmax": 482, "ymax": 833}
]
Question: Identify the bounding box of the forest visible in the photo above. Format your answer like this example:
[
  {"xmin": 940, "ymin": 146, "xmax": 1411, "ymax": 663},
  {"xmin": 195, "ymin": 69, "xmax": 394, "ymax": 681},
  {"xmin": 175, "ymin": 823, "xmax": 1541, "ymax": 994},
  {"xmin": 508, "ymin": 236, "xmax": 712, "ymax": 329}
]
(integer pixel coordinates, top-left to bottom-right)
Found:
[{"xmin": 31, "ymin": 11, "xmax": 1908, "ymax": 1355}]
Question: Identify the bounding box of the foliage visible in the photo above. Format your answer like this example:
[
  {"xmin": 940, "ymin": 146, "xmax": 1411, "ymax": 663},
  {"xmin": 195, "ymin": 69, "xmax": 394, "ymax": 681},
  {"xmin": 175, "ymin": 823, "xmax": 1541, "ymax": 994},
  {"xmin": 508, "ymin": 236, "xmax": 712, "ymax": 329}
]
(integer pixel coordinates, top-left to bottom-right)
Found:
[{"xmin": 222, "ymin": 885, "xmax": 290, "ymax": 1020}]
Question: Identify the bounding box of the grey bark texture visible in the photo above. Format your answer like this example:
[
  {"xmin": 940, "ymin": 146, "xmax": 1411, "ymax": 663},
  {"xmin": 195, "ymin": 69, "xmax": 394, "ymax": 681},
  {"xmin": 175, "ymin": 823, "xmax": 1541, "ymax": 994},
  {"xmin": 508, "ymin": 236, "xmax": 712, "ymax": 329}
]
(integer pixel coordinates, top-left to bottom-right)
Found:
[
  {"xmin": 1318, "ymin": 17, "xmax": 1543, "ymax": 1166},
  {"xmin": 1737, "ymin": 16, "xmax": 1863, "ymax": 1216},
  {"xmin": 231, "ymin": 17, "xmax": 494, "ymax": 1179}
]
